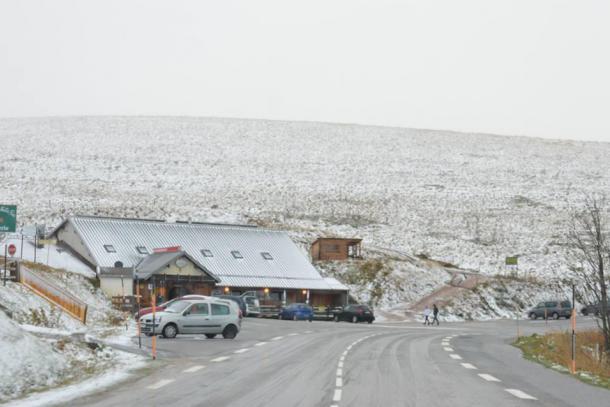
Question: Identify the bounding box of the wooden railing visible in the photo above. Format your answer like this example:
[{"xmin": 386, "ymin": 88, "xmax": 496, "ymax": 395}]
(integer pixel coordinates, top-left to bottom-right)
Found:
[{"xmin": 19, "ymin": 266, "xmax": 88, "ymax": 324}]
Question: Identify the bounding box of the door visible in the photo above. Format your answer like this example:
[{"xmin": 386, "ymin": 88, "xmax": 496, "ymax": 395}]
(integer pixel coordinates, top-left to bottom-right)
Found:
[
  {"xmin": 209, "ymin": 303, "xmax": 231, "ymax": 333},
  {"xmin": 180, "ymin": 303, "xmax": 210, "ymax": 334}
]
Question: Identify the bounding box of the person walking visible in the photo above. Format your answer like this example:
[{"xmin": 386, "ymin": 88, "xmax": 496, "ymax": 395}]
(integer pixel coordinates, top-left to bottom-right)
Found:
[
  {"xmin": 431, "ymin": 304, "xmax": 440, "ymax": 326},
  {"xmin": 423, "ymin": 305, "xmax": 431, "ymax": 325}
]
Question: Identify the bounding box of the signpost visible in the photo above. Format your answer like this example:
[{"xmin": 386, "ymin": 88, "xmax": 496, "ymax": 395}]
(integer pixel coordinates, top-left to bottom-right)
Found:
[
  {"xmin": 0, "ymin": 205, "xmax": 17, "ymax": 233},
  {"xmin": 505, "ymin": 256, "xmax": 518, "ymax": 277}
]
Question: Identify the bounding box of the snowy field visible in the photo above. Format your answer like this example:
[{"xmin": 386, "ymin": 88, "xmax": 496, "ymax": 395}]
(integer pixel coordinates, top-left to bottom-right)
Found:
[{"xmin": 2, "ymin": 116, "xmax": 608, "ymax": 279}]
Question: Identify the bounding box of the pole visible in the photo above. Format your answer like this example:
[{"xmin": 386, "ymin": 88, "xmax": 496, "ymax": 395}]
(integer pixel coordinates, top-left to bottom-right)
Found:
[
  {"xmin": 571, "ymin": 283, "xmax": 576, "ymax": 374},
  {"xmin": 136, "ymin": 275, "xmax": 141, "ymax": 349},
  {"xmin": 33, "ymin": 224, "xmax": 37, "ymax": 263},
  {"xmin": 151, "ymin": 283, "xmax": 157, "ymax": 360},
  {"xmin": 3, "ymin": 245, "xmax": 7, "ymax": 286},
  {"xmin": 20, "ymin": 230, "xmax": 23, "ymax": 260}
]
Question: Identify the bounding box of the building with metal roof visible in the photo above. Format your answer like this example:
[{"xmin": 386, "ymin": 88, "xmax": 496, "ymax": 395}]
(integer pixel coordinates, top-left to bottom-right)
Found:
[{"xmin": 50, "ymin": 215, "xmax": 348, "ymax": 306}]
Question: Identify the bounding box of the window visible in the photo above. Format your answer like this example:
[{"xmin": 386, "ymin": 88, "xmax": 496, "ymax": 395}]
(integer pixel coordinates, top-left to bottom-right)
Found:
[
  {"xmin": 261, "ymin": 252, "xmax": 273, "ymax": 260},
  {"xmin": 323, "ymin": 244, "xmax": 341, "ymax": 253},
  {"xmin": 211, "ymin": 303, "xmax": 230, "ymax": 315},
  {"xmin": 188, "ymin": 303, "xmax": 209, "ymax": 315},
  {"xmin": 103, "ymin": 245, "xmax": 116, "ymax": 253},
  {"xmin": 136, "ymin": 246, "xmax": 148, "ymax": 255},
  {"xmin": 231, "ymin": 250, "xmax": 243, "ymax": 259},
  {"xmin": 201, "ymin": 249, "xmax": 214, "ymax": 257}
]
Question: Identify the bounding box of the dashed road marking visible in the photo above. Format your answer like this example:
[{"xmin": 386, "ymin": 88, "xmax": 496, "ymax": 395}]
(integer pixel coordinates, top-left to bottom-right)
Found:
[
  {"xmin": 443, "ymin": 347, "xmax": 454, "ymax": 352},
  {"xmin": 342, "ymin": 350, "xmax": 348, "ymax": 357},
  {"xmin": 338, "ymin": 361, "xmax": 344, "ymax": 368},
  {"xmin": 333, "ymin": 389, "xmax": 342, "ymax": 402},
  {"xmin": 288, "ymin": 333, "xmax": 299, "ymax": 336},
  {"xmin": 336, "ymin": 368, "xmax": 343, "ymax": 376},
  {"xmin": 183, "ymin": 365, "xmax": 205, "ymax": 373},
  {"xmin": 234, "ymin": 348, "xmax": 250, "ymax": 354},
  {"xmin": 478, "ymin": 373, "xmax": 501, "ymax": 382},
  {"xmin": 147, "ymin": 379, "xmax": 174, "ymax": 390},
  {"xmin": 505, "ymin": 389, "xmax": 537, "ymax": 400},
  {"xmin": 460, "ymin": 363, "xmax": 477, "ymax": 370},
  {"xmin": 304, "ymin": 330, "xmax": 313, "ymax": 334},
  {"xmin": 211, "ymin": 356, "xmax": 230, "ymax": 362},
  {"xmin": 271, "ymin": 336, "xmax": 284, "ymax": 341},
  {"xmin": 336, "ymin": 377, "xmax": 343, "ymax": 387},
  {"xmin": 449, "ymin": 354, "xmax": 462, "ymax": 360},
  {"xmin": 254, "ymin": 342, "xmax": 267, "ymax": 347}
]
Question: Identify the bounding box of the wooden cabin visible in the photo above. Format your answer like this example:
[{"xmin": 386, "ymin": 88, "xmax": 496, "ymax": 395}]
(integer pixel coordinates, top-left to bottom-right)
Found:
[{"xmin": 311, "ymin": 238, "xmax": 362, "ymax": 261}]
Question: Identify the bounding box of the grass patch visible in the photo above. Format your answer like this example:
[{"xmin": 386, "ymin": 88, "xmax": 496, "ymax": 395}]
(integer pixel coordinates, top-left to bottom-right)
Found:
[{"xmin": 514, "ymin": 330, "xmax": 610, "ymax": 390}]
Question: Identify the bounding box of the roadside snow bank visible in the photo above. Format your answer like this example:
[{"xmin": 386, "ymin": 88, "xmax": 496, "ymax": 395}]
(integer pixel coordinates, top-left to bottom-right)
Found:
[{"xmin": 0, "ymin": 312, "xmax": 67, "ymax": 402}]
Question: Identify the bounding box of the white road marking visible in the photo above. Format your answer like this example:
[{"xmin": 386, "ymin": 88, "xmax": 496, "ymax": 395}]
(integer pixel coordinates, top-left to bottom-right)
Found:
[
  {"xmin": 342, "ymin": 350, "xmax": 348, "ymax": 357},
  {"xmin": 333, "ymin": 389, "xmax": 342, "ymax": 402},
  {"xmin": 288, "ymin": 333, "xmax": 299, "ymax": 336},
  {"xmin": 441, "ymin": 341, "xmax": 450, "ymax": 345},
  {"xmin": 460, "ymin": 363, "xmax": 477, "ymax": 370},
  {"xmin": 211, "ymin": 356, "xmax": 230, "ymax": 362},
  {"xmin": 304, "ymin": 330, "xmax": 313, "ymax": 333},
  {"xmin": 338, "ymin": 361, "xmax": 344, "ymax": 368},
  {"xmin": 183, "ymin": 365, "xmax": 205, "ymax": 373},
  {"xmin": 478, "ymin": 373, "xmax": 501, "ymax": 382},
  {"xmin": 443, "ymin": 347, "xmax": 454, "ymax": 352},
  {"xmin": 147, "ymin": 379, "xmax": 174, "ymax": 390},
  {"xmin": 336, "ymin": 368, "xmax": 343, "ymax": 376},
  {"xmin": 234, "ymin": 348, "xmax": 250, "ymax": 354},
  {"xmin": 449, "ymin": 354, "xmax": 462, "ymax": 360},
  {"xmin": 336, "ymin": 377, "xmax": 343, "ymax": 387},
  {"xmin": 271, "ymin": 336, "xmax": 284, "ymax": 341},
  {"xmin": 347, "ymin": 345, "xmax": 353, "ymax": 350},
  {"xmin": 339, "ymin": 356, "xmax": 345, "ymax": 362},
  {"xmin": 254, "ymin": 342, "xmax": 267, "ymax": 347},
  {"xmin": 505, "ymin": 389, "xmax": 537, "ymax": 400}
]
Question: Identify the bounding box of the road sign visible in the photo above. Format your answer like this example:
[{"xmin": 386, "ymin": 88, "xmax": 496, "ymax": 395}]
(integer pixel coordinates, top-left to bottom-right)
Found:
[
  {"xmin": 505, "ymin": 256, "xmax": 518, "ymax": 266},
  {"xmin": 7, "ymin": 244, "xmax": 16, "ymax": 256},
  {"xmin": 0, "ymin": 205, "xmax": 17, "ymax": 233}
]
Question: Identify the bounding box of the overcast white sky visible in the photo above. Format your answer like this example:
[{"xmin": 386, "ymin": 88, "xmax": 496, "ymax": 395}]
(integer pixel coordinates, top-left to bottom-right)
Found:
[{"xmin": 1, "ymin": 0, "xmax": 609, "ymax": 142}]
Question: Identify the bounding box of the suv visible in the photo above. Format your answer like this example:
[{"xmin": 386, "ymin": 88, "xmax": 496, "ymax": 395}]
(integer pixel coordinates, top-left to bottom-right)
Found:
[
  {"xmin": 528, "ymin": 300, "xmax": 572, "ymax": 320},
  {"xmin": 334, "ymin": 304, "xmax": 375, "ymax": 323},
  {"xmin": 241, "ymin": 295, "xmax": 261, "ymax": 317},
  {"xmin": 140, "ymin": 298, "xmax": 241, "ymax": 339},
  {"xmin": 215, "ymin": 295, "xmax": 247, "ymax": 318}
]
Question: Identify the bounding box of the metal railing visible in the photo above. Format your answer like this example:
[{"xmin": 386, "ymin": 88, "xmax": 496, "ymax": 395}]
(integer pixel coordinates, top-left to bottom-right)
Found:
[{"xmin": 19, "ymin": 266, "xmax": 88, "ymax": 324}]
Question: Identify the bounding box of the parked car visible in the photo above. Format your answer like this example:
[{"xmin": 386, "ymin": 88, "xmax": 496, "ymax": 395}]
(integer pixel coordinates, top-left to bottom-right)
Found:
[
  {"xmin": 334, "ymin": 304, "xmax": 375, "ymax": 323},
  {"xmin": 581, "ymin": 302, "xmax": 610, "ymax": 316},
  {"xmin": 139, "ymin": 298, "xmax": 241, "ymax": 339},
  {"xmin": 135, "ymin": 294, "xmax": 209, "ymax": 319},
  {"xmin": 241, "ymin": 295, "xmax": 261, "ymax": 317},
  {"xmin": 215, "ymin": 295, "xmax": 246, "ymax": 318},
  {"xmin": 528, "ymin": 300, "xmax": 572, "ymax": 320},
  {"xmin": 278, "ymin": 303, "xmax": 313, "ymax": 321}
]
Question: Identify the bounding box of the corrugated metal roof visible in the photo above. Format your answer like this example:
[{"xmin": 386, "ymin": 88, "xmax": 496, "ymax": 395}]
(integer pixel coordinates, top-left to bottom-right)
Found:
[{"xmin": 57, "ymin": 216, "xmax": 347, "ymax": 291}]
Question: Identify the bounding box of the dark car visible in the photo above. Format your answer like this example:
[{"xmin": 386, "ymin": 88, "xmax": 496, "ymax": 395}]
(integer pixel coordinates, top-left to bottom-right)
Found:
[
  {"xmin": 334, "ymin": 304, "xmax": 375, "ymax": 323},
  {"xmin": 215, "ymin": 295, "xmax": 247, "ymax": 318},
  {"xmin": 528, "ymin": 300, "xmax": 572, "ymax": 320},
  {"xmin": 581, "ymin": 302, "xmax": 610, "ymax": 316},
  {"xmin": 278, "ymin": 303, "xmax": 313, "ymax": 321}
]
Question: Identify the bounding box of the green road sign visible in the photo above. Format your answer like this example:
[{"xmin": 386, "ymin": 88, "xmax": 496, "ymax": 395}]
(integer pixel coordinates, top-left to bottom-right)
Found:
[
  {"xmin": 505, "ymin": 256, "xmax": 518, "ymax": 266},
  {"xmin": 0, "ymin": 205, "xmax": 17, "ymax": 232}
]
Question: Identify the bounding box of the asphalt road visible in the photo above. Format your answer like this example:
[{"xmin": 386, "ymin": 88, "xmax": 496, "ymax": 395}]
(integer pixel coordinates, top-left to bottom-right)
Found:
[{"xmin": 70, "ymin": 317, "xmax": 608, "ymax": 407}]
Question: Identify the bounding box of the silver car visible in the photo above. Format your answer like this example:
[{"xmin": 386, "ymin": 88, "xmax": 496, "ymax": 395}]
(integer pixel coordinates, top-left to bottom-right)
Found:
[{"xmin": 140, "ymin": 298, "xmax": 241, "ymax": 339}]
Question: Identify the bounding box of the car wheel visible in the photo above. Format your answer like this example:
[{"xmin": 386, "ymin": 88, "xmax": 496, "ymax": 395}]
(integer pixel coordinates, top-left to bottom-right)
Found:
[
  {"xmin": 205, "ymin": 334, "xmax": 217, "ymax": 339},
  {"xmin": 162, "ymin": 324, "xmax": 178, "ymax": 339},
  {"xmin": 552, "ymin": 312, "xmax": 559, "ymax": 320},
  {"xmin": 222, "ymin": 324, "xmax": 238, "ymax": 339},
  {"xmin": 352, "ymin": 316, "xmax": 358, "ymax": 323},
  {"xmin": 529, "ymin": 313, "xmax": 537, "ymax": 320},
  {"xmin": 334, "ymin": 315, "xmax": 339, "ymax": 322}
]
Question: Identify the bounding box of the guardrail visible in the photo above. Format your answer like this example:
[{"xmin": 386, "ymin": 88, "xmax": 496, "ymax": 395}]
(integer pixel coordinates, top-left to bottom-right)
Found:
[{"xmin": 19, "ymin": 266, "xmax": 88, "ymax": 324}]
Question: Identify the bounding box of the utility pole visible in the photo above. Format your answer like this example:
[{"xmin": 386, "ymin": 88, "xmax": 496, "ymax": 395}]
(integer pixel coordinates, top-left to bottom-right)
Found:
[{"xmin": 571, "ymin": 283, "xmax": 576, "ymax": 374}]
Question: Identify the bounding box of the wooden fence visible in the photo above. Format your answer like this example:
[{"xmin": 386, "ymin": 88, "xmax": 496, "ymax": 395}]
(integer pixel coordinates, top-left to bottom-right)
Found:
[{"xmin": 19, "ymin": 266, "xmax": 88, "ymax": 324}]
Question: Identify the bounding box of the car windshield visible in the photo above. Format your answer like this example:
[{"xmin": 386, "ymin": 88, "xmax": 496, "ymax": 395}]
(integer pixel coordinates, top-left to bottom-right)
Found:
[{"xmin": 164, "ymin": 300, "xmax": 191, "ymax": 313}]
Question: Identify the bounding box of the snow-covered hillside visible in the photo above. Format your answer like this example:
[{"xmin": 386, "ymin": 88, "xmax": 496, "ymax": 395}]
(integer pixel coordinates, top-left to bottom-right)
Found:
[{"xmin": 2, "ymin": 116, "xmax": 609, "ymax": 280}]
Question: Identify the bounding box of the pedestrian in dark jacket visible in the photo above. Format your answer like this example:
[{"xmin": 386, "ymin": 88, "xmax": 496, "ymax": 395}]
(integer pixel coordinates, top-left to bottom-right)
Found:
[{"xmin": 431, "ymin": 304, "xmax": 440, "ymax": 326}]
